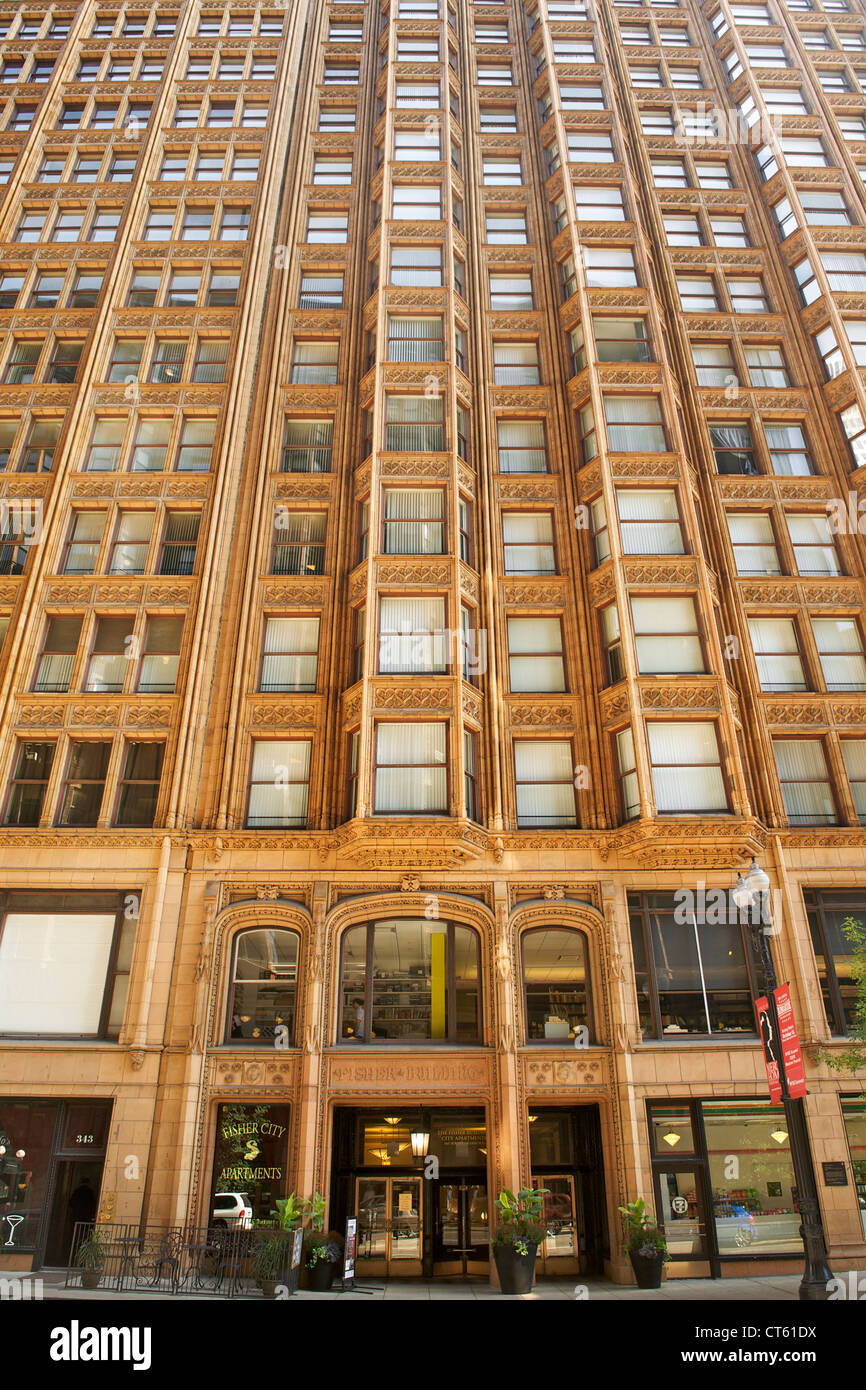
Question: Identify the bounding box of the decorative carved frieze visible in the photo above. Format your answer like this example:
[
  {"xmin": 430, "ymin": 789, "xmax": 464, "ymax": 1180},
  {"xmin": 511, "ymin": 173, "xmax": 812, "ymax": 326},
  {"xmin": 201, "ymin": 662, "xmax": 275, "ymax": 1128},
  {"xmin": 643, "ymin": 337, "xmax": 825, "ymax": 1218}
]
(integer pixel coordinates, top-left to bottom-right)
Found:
[{"xmin": 640, "ymin": 683, "xmax": 720, "ymax": 710}]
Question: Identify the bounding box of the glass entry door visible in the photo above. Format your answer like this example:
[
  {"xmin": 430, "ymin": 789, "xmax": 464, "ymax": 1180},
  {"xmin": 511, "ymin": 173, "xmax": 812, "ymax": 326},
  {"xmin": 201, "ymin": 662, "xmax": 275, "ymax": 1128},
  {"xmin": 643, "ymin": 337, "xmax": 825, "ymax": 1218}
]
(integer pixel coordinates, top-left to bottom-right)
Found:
[
  {"xmin": 534, "ymin": 1175, "xmax": 579, "ymax": 1273},
  {"xmin": 654, "ymin": 1167, "xmax": 711, "ymax": 1269},
  {"xmin": 355, "ymin": 1176, "xmax": 422, "ymax": 1276},
  {"xmin": 433, "ymin": 1177, "xmax": 489, "ymax": 1275}
]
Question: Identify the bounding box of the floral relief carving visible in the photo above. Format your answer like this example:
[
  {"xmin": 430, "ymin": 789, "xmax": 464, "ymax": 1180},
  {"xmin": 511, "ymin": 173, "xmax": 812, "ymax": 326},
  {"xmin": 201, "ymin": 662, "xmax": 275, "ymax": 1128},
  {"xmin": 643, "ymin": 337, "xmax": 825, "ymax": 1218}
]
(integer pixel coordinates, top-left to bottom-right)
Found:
[
  {"xmin": 17, "ymin": 705, "xmax": 64, "ymax": 726},
  {"xmin": 70, "ymin": 706, "xmax": 119, "ymax": 726},
  {"xmin": 640, "ymin": 685, "xmax": 719, "ymax": 710},
  {"xmin": 502, "ymin": 582, "xmax": 565, "ymax": 604},
  {"xmin": 262, "ymin": 583, "xmax": 327, "ymax": 604},
  {"xmin": 373, "ymin": 686, "xmax": 451, "ymax": 710},
  {"xmin": 508, "ymin": 703, "xmax": 574, "ymax": 726},
  {"xmin": 251, "ymin": 704, "xmax": 318, "ymax": 725},
  {"xmin": 376, "ymin": 562, "xmax": 450, "ymax": 586}
]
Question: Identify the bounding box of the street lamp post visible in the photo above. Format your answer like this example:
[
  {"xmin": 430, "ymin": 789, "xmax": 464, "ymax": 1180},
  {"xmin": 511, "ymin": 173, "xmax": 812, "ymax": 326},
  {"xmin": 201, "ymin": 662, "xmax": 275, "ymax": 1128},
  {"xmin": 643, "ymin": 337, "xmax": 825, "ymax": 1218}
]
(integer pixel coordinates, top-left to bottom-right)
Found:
[{"xmin": 733, "ymin": 859, "xmax": 833, "ymax": 1301}]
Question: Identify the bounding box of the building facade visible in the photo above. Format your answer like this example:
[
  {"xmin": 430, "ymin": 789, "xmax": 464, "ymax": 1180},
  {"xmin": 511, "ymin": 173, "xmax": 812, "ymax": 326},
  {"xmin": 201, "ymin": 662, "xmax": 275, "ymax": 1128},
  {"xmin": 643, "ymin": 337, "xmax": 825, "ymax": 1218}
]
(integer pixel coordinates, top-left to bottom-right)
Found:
[{"xmin": 0, "ymin": 0, "xmax": 865, "ymax": 1283}]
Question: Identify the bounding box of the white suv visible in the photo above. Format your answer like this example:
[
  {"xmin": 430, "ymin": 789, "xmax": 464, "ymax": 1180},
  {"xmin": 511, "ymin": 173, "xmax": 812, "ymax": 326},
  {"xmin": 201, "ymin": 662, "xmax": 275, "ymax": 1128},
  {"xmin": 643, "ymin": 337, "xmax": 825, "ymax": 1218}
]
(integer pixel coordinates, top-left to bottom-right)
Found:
[{"xmin": 211, "ymin": 1192, "xmax": 253, "ymax": 1229}]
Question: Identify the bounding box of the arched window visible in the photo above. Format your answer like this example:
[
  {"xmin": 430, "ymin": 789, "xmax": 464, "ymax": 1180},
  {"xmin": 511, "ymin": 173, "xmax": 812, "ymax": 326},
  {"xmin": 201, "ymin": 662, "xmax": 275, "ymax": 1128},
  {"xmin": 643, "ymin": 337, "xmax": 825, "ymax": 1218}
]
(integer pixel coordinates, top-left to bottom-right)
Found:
[
  {"xmin": 340, "ymin": 918, "xmax": 481, "ymax": 1043},
  {"xmin": 226, "ymin": 927, "xmax": 299, "ymax": 1044},
  {"xmin": 522, "ymin": 926, "xmax": 591, "ymax": 1042}
]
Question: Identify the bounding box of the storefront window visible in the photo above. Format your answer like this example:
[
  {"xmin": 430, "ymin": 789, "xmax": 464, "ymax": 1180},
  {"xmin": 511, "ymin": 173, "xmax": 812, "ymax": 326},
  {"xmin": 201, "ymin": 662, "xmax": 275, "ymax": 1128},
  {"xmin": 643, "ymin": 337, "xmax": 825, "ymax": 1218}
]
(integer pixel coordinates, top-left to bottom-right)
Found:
[
  {"xmin": 211, "ymin": 1103, "xmax": 290, "ymax": 1224},
  {"xmin": 804, "ymin": 890, "xmax": 864, "ymax": 1035},
  {"xmin": 0, "ymin": 1101, "xmax": 55, "ymax": 1251},
  {"xmin": 629, "ymin": 892, "xmax": 757, "ymax": 1038},
  {"xmin": 340, "ymin": 919, "xmax": 481, "ymax": 1043},
  {"xmin": 842, "ymin": 1099, "xmax": 866, "ymax": 1238},
  {"xmin": 227, "ymin": 928, "xmax": 299, "ymax": 1043},
  {"xmin": 703, "ymin": 1102, "xmax": 800, "ymax": 1254},
  {"xmin": 522, "ymin": 927, "xmax": 591, "ymax": 1041},
  {"xmin": 649, "ymin": 1105, "xmax": 696, "ymax": 1155}
]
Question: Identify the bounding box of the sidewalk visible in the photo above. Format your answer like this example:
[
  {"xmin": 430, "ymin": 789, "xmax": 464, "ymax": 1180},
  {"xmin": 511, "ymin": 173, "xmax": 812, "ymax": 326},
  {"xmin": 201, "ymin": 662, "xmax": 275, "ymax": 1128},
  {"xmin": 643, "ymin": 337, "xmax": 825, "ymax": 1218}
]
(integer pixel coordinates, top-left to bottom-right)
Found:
[{"xmin": 34, "ymin": 1271, "xmax": 804, "ymax": 1301}]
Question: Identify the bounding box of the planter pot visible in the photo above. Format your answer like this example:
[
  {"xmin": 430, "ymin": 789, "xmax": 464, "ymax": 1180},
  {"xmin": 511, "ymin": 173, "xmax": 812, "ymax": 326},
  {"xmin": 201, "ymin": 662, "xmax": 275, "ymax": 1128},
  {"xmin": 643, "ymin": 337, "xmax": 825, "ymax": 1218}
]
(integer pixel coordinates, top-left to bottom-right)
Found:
[
  {"xmin": 629, "ymin": 1249, "xmax": 665, "ymax": 1290},
  {"xmin": 307, "ymin": 1259, "xmax": 337, "ymax": 1292},
  {"xmin": 81, "ymin": 1268, "xmax": 102, "ymax": 1290},
  {"xmin": 492, "ymin": 1242, "xmax": 537, "ymax": 1295},
  {"xmin": 259, "ymin": 1278, "xmax": 280, "ymax": 1298}
]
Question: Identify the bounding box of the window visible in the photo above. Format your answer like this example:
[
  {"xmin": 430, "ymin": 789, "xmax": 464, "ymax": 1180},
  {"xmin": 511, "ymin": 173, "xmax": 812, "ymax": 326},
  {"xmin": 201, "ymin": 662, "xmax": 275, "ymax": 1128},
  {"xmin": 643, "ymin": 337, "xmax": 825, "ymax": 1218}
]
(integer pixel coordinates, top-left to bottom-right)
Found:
[
  {"xmin": 219, "ymin": 207, "xmax": 250, "ymax": 241},
  {"xmin": 63, "ymin": 513, "xmax": 104, "ymax": 574},
  {"xmin": 149, "ymin": 340, "xmax": 186, "ymax": 385},
  {"xmin": 503, "ymin": 513, "xmax": 555, "ymax": 574},
  {"xmin": 0, "ymin": 892, "xmax": 134, "ymax": 1036},
  {"xmin": 46, "ymin": 341, "xmax": 82, "ymax": 384},
  {"xmin": 523, "ymin": 928, "xmax": 590, "ymax": 1042},
  {"xmin": 69, "ymin": 274, "xmax": 103, "ymax": 309},
  {"xmin": 130, "ymin": 419, "xmax": 170, "ymax": 473},
  {"xmin": 272, "ymin": 512, "xmax": 326, "ymax": 575},
  {"xmin": 115, "ymin": 743, "xmax": 163, "ymax": 826},
  {"xmin": 392, "ymin": 185, "xmax": 441, "ymax": 220},
  {"xmin": 159, "ymin": 512, "xmax": 200, "ymax": 575},
  {"xmin": 489, "ymin": 274, "xmax": 532, "ymax": 309},
  {"xmin": 228, "ymin": 928, "xmax": 299, "ymax": 1044},
  {"xmin": 583, "ymin": 248, "xmax": 638, "ymax": 289},
  {"xmin": 677, "ymin": 276, "xmax": 718, "ymax": 312},
  {"xmin": 746, "ymin": 345, "xmax": 789, "ymax": 388},
  {"xmin": 387, "ymin": 317, "xmax": 443, "ymax": 363},
  {"xmin": 508, "ymin": 618, "xmax": 565, "ymax": 691},
  {"xmin": 844, "ymin": 318, "xmax": 866, "ymax": 366},
  {"xmin": 821, "ymin": 252, "xmax": 866, "ymax": 292},
  {"xmin": 480, "ymin": 107, "xmax": 517, "ymax": 131},
  {"xmin": 604, "ymin": 396, "xmax": 666, "ymax": 452},
  {"xmin": 748, "ymin": 617, "xmax": 807, "ymax": 690},
  {"xmin": 727, "ymin": 513, "xmax": 780, "ymax": 575},
  {"xmin": 514, "ymin": 740, "xmax": 576, "ymax": 827},
  {"xmin": 652, "ymin": 159, "xmax": 689, "ymax": 188},
  {"xmin": 840, "ymin": 402, "xmax": 866, "ymax": 469},
  {"xmin": 247, "ymin": 740, "xmax": 311, "ymax": 827},
  {"xmin": 86, "ymin": 616, "xmax": 132, "ymax": 692},
  {"xmin": 804, "ymin": 890, "xmax": 866, "ymax": 1033},
  {"xmin": 648, "ymin": 722, "xmax": 727, "ymax": 812},
  {"xmin": 57, "ymin": 742, "xmax": 111, "ymax": 826},
  {"xmin": 616, "ymin": 489, "xmax": 683, "ymax": 554},
  {"xmin": 493, "ymin": 342, "xmax": 540, "ymax": 386},
  {"xmin": 486, "ymin": 214, "xmax": 528, "ymax": 244},
  {"xmin": 208, "ymin": 272, "xmax": 240, "ymax": 307},
  {"xmin": 34, "ymin": 617, "xmax": 80, "ymax": 692},
  {"xmin": 811, "ymin": 618, "xmax": 866, "ymax": 690},
  {"xmin": 340, "ymin": 919, "xmax": 480, "ymax": 1043},
  {"xmin": 110, "ymin": 513, "xmax": 152, "ymax": 573},
  {"xmin": 260, "ymin": 616, "xmax": 319, "ymax": 692},
  {"xmin": 0, "ymin": 274, "xmax": 25, "ymax": 308},
  {"xmin": 379, "ymin": 596, "xmax": 446, "ymax": 674},
  {"xmin": 21, "ymin": 419, "xmax": 60, "ymax": 473},
  {"xmin": 632, "ymin": 596, "xmax": 703, "ymax": 674},
  {"xmin": 395, "ymin": 83, "xmax": 439, "ymax": 108},
  {"xmin": 497, "ymin": 421, "xmax": 546, "ymax": 474},
  {"xmin": 574, "ymin": 185, "xmax": 625, "ymax": 221},
  {"xmin": 306, "ymin": 212, "xmax": 348, "ymax": 243},
  {"xmin": 727, "ymin": 277, "xmax": 767, "ymax": 312},
  {"xmin": 693, "ymin": 343, "xmax": 736, "ymax": 388},
  {"xmin": 390, "ymin": 247, "xmax": 442, "ymax": 287},
  {"xmin": 290, "ymin": 341, "xmax": 338, "ymax": 386},
  {"xmin": 138, "ymin": 617, "xmax": 182, "ymax": 693},
  {"xmin": 785, "ymin": 515, "xmax": 839, "ymax": 575},
  {"xmin": 3, "ymin": 742, "xmax": 54, "ymax": 826},
  {"xmin": 192, "ymin": 339, "xmax": 228, "ymax": 384},
  {"xmin": 318, "ymin": 107, "xmax": 356, "ymax": 131},
  {"xmin": 382, "ymin": 489, "xmax": 444, "ymax": 554},
  {"xmin": 711, "ymin": 216, "xmax": 748, "ymax": 248},
  {"xmin": 765, "ymin": 423, "xmax": 813, "ymax": 476},
  {"xmin": 773, "ymin": 739, "xmax": 836, "ymax": 824},
  {"xmin": 282, "ymin": 420, "xmax": 332, "ymax": 474},
  {"xmin": 629, "ymin": 893, "xmax": 756, "ymax": 1037},
  {"xmin": 385, "ymin": 397, "xmax": 443, "ymax": 452},
  {"xmin": 4, "ymin": 342, "xmax": 42, "ymax": 386},
  {"xmin": 374, "ymin": 723, "xmax": 447, "ymax": 813}
]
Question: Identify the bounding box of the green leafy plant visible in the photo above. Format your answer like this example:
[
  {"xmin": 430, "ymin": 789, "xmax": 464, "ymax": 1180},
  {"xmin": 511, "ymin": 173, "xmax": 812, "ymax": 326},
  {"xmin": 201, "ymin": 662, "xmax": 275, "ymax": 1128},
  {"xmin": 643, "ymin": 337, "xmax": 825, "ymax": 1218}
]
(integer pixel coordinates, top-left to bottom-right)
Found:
[
  {"xmin": 253, "ymin": 1232, "xmax": 289, "ymax": 1281},
  {"xmin": 618, "ymin": 1198, "xmax": 669, "ymax": 1260},
  {"xmin": 270, "ymin": 1193, "xmax": 308, "ymax": 1232},
  {"xmin": 76, "ymin": 1227, "xmax": 107, "ymax": 1270},
  {"xmin": 490, "ymin": 1187, "xmax": 547, "ymax": 1256},
  {"xmin": 305, "ymin": 1232, "xmax": 344, "ymax": 1267},
  {"xmin": 815, "ymin": 916, "xmax": 866, "ymax": 1089},
  {"xmin": 307, "ymin": 1192, "xmax": 327, "ymax": 1233}
]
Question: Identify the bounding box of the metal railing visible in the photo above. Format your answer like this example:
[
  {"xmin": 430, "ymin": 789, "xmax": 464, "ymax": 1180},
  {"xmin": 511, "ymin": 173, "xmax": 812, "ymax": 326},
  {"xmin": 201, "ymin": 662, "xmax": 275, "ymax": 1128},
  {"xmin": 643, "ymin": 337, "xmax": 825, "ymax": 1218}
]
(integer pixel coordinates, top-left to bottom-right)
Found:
[{"xmin": 65, "ymin": 1222, "xmax": 301, "ymax": 1298}]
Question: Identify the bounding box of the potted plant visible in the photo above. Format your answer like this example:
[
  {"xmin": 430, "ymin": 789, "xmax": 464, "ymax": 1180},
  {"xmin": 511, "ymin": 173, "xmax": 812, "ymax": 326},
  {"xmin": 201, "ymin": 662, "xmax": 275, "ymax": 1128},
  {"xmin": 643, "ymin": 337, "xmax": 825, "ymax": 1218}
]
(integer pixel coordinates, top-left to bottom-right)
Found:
[
  {"xmin": 302, "ymin": 1192, "xmax": 343, "ymax": 1291},
  {"xmin": 76, "ymin": 1228, "xmax": 106, "ymax": 1290},
  {"xmin": 490, "ymin": 1187, "xmax": 547, "ymax": 1294},
  {"xmin": 253, "ymin": 1233, "xmax": 288, "ymax": 1298},
  {"xmin": 619, "ymin": 1197, "xmax": 669, "ymax": 1289}
]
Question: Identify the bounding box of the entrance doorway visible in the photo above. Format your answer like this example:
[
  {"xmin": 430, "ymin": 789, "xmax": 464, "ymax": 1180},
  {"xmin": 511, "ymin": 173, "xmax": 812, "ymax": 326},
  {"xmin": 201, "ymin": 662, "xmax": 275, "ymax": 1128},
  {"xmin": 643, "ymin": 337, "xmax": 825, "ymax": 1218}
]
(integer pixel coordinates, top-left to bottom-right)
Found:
[
  {"xmin": 528, "ymin": 1105, "xmax": 609, "ymax": 1276},
  {"xmin": 331, "ymin": 1107, "xmax": 489, "ymax": 1279},
  {"xmin": 43, "ymin": 1160, "xmax": 102, "ymax": 1267}
]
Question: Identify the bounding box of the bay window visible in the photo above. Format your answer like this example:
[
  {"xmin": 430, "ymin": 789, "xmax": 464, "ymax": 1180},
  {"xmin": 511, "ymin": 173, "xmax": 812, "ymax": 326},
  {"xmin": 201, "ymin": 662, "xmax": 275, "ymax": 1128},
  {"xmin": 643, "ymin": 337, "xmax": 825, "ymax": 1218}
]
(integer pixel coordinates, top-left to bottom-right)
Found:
[
  {"xmin": 615, "ymin": 727, "xmax": 639, "ymax": 818},
  {"xmin": 647, "ymin": 722, "xmax": 727, "ymax": 812},
  {"xmin": 583, "ymin": 247, "xmax": 638, "ymax": 288},
  {"xmin": 340, "ymin": 919, "xmax": 480, "ymax": 1043},
  {"xmin": 387, "ymin": 317, "xmax": 444, "ymax": 363},
  {"xmin": 382, "ymin": 488, "xmax": 444, "ymax": 553},
  {"xmin": 247, "ymin": 740, "xmax": 311, "ymax": 826},
  {"xmin": 574, "ymin": 185, "xmax": 625, "ymax": 221},
  {"xmin": 385, "ymin": 396, "xmax": 444, "ymax": 451},
  {"xmin": 631, "ymin": 596, "xmax": 704, "ymax": 674},
  {"xmin": 392, "ymin": 185, "xmax": 441, "ymax": 220},
  {"xmin": 594, "ymin": 318, "xmax": 650, "ymax": 363},
  {"xmin": 842, "ymin": 742, "xmax": 866, "ymax": 823},
  {"xmin": 616, "ymin": 489, "xmax": 684, "ymax": 554},
  {"xmin": 378, "ymin": 596, "xmax": 447, "ymax": 674},
  {"xmin": 374, "ymin": 722, "xmax": 447, "ymax": 813},
  {"xmin": 604, "ymin": 395, "xmax": 666, "ymax": 452},
  {"xmin": 513, "ymin": 740, "xmax": 577, "ymax": 826}
]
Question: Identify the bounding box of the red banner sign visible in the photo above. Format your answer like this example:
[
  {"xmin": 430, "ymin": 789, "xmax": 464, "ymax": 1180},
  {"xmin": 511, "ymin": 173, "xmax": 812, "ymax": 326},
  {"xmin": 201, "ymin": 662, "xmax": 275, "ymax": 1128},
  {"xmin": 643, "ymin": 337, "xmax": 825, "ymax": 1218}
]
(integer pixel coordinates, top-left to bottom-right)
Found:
[
  {"xmin": 756, "ymin": 995, "xmax": 783, "ymax": 1103},
  {"xmin": 773, "ymin": 983, "xmax": 808, "ymax": 1099}
]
